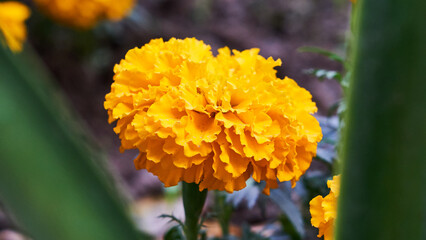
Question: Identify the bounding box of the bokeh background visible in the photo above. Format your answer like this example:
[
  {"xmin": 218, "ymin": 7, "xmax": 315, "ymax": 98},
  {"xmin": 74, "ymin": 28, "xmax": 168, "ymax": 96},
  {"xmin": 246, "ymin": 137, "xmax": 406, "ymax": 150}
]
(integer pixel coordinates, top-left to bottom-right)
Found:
[{"xmin": 1, "ymin": 0, "xmax": 350, "ymax": 239}]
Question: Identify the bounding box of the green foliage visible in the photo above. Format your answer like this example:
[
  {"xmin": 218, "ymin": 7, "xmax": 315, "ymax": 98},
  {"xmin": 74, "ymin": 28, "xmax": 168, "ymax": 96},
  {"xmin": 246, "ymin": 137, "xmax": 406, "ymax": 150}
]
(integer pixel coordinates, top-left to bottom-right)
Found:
[
  {"xmin": 298, "ymin": 46, "xmax": 344, "ymax": 64},
  {"xmin": 240, "ymin": 224, "xmax": 269, "ymax": 240},
  {"xmin": 0, "ymin": 46, "xmax": 152, "ymax": 240},
  {"xmin": 165, "ymin": 225, "xmax": 185, "ymax": 240},
  {"xmin": 279, "ymin": 215, "xmax": 301, "ymax": 240},
  {"xmin": 269, "ymin": 189, "xmax": 304, "ymax": 239},
  {"xmin": 336, "ymin": 0, "xmax": 426, "ymax": 239},
  {"xmin": 214, "ymin": 191, "xmax": 233, "ymax": 238},
  {"xmin": 303, "ymin": 68, "xmax": 342, "ymax": 83},
  {"xmin": 182, "ymin": 182, "xmax": 208, "ymax": 240},
  {"xmin": 159, "ymin": 214, "xmax": 185, "ymax": 228}
]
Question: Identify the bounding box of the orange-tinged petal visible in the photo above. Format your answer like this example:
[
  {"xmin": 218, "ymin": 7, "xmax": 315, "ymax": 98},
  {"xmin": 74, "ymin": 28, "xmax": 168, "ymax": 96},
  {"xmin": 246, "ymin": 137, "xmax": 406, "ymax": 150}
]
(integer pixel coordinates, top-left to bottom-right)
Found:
[
  {"xmin": 310, "ymin": 175, "xmax": 340, "ymax": 240},
  {"xmin": 323, "ymin": 220, "xmax": 335, "ymax": 240},
  {"xmin": 185, "ymin": 111, "xmax": 221, "ymax": 145},
  {"xmin": 322, "ymin": 193, "xmax": 337, "ymax": 221},
  {"xmin": 112, "ymin": 103, "xmax": 133, "ymax": 119},
  {"xmin": 32, "ymin": 0, "xmax": 134, "ymax": 28},
  {"xmin": 145, "ymin": 138, "xmax": 167, "ymax": 163},
  {"xmin": 219, "ymin": 145, "xmax": 250, "ymax": 178},
  {"xmin": 240, "ymin": 131, "xmax": 275, "ymax": 161}
]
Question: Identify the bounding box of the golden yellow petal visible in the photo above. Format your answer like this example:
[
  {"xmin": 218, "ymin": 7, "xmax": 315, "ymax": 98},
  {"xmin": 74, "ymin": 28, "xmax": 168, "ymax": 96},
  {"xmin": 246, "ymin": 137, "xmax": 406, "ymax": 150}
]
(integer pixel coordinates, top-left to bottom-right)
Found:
[
  {"xmin": 328, "ymin": 175, "xmax": 341, "ymax": 196},
  {"xmin": 240, "ymin": 130, "xmax": 275, "ymax": 161},
  {"xmin": 309, "ymin": 196, "xmax": 325, "ymax": 227},
  {"xmin": 185, "ymin": 111, "xmax": 221, "ymax": 145},
  {"xmin": 323, "ymin": 220, "xmax": 335, "ymax": 240},
  {"xmin": 0, "ymin": 2, "xmax": 30, "ymax": 52},
  {"xmin": 219, "ymin": 145, "xmax": 250, "ymax": 178},
  {"xmin": 322, "ymin": 193, "xmax": 337, "ymax": 221}
]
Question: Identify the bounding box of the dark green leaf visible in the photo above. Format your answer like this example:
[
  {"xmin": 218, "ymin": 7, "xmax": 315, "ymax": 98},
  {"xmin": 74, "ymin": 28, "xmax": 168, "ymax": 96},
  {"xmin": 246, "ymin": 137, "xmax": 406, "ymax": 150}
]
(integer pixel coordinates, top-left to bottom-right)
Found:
[
  {"xmin": 279, "ymin": 215, "xmax": 301, "ymax": 240},
  {"xmin": 336, "ymin": 0, "xmax": 426, "ymax": 239},
  {"xmin": 164, "ymin": 225, "xmax": 185, "ymax": 240},
  {"xmin": 182, "ymin": 182, "xmax": 208, "ymax": 240},
  {"xmin": 159, "ymin": 214, "xmax": 185, "ymax": 227},
  {"xmin": 269, "ymin": 189, "xmax": 305, "ymax": 239},
  {"xmin": 241, "ymin": 223, "xmax": 269, "ymax": 240},
  {"xmin": 214, "ymin": 191, "xmax": 233, "ymax": 238}
]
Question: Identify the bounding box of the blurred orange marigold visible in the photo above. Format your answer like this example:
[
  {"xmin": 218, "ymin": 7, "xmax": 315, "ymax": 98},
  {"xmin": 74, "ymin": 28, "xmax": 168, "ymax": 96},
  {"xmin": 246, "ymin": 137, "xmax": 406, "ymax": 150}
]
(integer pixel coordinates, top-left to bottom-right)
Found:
[
  {"xmin": 0, "ymin": 1, "xmax": 30, "ymax": 52},
  {"xmin": 310, "ymin": 175, "xmax": 340, "ymax": 240},
  {"xmin": 104, "ymin": 38, "xmax": 322, "ymax": 194},
  {"xmin": 33, "ymin": 0, "xmax": 134, "ymax": 28}
]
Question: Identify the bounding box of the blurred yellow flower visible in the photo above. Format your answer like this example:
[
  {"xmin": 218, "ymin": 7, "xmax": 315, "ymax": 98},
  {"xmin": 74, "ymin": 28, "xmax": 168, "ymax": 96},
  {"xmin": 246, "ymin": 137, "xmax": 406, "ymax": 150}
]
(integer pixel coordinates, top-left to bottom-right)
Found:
[
  {"xmin": 0, "ymin": 2, "xmax": 30, "ymax": 52},
  {"xmin": 105, "ymin": 38, "xmax": 322, "ymax": 194},
  {"xmin": 310, "ymin": 175, "xmax": 340, "ymax": 240},
  {"xmin": 33, "ymin": 0, "xmax": 135, "ymax": 28}
]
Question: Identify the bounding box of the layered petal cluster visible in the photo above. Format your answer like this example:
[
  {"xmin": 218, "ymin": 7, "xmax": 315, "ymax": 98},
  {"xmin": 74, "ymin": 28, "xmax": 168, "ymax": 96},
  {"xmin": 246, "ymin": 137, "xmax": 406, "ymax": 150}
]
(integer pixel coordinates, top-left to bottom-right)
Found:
[
  {"xmin": 105, "ymin": 38, "xmax": 322, "ymax": 194},
  {"xmin": 33, "ymin": 0, "xmax": 134, "ymax": 28},
  {"xmin": 310, "ymin": 175, "xmax": 341, "ymax": 240},
  {"xmin": 0, "ymin": 2, "xmax": 30, "ymax": 52}
]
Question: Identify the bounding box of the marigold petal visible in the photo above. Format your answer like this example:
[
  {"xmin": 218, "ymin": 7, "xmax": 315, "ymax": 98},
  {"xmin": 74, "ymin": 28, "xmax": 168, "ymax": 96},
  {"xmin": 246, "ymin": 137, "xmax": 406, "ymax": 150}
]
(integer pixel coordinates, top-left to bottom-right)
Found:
[
  {"xmin": 219, "ymin": 145, "xmax": 250, "ymax": 178},
  {"xmin": 309, "ymin": 196, "xmax": 325, "ymax": 227},
  {"xmin": 0, "ymin": 2, "xmax": 30, "ymax": 52},
  {"xmin": 310, "ymin": 175, "xmax": 340, "ymax": 240},
  {"xmin": 328, "ymin": 175, "xmax": 341, "ymax": 196},
  {"xmin": 32, "ymin": 0, "xmax": 134, "ymax": 28}
]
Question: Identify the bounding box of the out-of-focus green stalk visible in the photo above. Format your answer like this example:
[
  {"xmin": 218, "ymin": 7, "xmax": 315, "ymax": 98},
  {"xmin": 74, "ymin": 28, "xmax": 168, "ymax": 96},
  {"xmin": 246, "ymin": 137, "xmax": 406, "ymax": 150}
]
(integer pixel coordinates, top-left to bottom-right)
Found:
[
  {"xmin": 0, "ymin": 46, "xmax": 152, "ymax": 240},
  {"xmin": 182, "ymin": 182, "xmax": 207, "ymax": 240},
  {"xmin": 336, "ymin": 0, "xmax": 426, "ymax": 239},
  {"xmin": 214, "ymin": 191, "xmax": 232, "ymax": 238}
]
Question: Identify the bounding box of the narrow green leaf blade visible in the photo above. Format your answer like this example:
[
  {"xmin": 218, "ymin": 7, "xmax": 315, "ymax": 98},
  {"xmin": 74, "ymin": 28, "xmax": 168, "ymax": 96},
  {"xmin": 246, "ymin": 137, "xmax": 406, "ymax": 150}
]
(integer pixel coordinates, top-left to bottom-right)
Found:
[
  {"xmin": 270, "ymin": 189, "xmax": 304, "ymax": 239},
  {"xmin": 164, "ymin": 226, "xmax": 185, "ymax": 240},
  {"xmin": 0, "ymin": 46, "xmax": 152, "ymax": 240},
  {"xmin": 336, "ymin": 0, "xmax": 426, "ymax": 239},
  {"xmin": 298, "ymin": 46, "xmax": 344, "ymax": 64}
]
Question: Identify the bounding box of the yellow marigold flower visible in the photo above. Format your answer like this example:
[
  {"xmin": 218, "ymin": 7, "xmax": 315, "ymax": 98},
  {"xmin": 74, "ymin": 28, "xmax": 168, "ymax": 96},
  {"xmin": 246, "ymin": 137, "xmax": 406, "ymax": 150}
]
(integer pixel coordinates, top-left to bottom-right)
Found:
[
  {"xmin": 310, "ymin": 175, "xmax": 340, "ymax": 240},
  {"xmin": 33, "ymin": 0, "xmax": 135, "ymax": 28},
  {"xmin": 104, "ymin": 38, "xmax": 322, "ymax": 194},
  {"xmin": 0, "ymin": 2, "xmax": 30, "ymax": 52}
]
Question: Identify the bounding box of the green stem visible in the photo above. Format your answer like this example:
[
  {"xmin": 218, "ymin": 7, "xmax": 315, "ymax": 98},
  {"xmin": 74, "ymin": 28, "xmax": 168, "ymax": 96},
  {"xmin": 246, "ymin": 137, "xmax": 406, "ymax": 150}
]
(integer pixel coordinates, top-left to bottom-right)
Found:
[
  {"xmin": 336, "ymin": 0, "xmax": 426, "ymax": 239},
  {"xmin": 214, "ymin": 191, "xmax": 232, "ymax": 238},
  {"xmin": 182, "ymin": 182, "xmax": 207, "ymax": 240}
]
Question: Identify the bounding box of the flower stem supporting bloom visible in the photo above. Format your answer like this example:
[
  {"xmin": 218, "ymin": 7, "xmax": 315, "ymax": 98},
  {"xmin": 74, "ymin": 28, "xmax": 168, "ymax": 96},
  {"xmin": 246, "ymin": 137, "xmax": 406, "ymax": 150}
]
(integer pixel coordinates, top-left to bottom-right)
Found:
[{"xmin": 182, "ymin": 182, "xmax": 207, "ymax": 240}]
